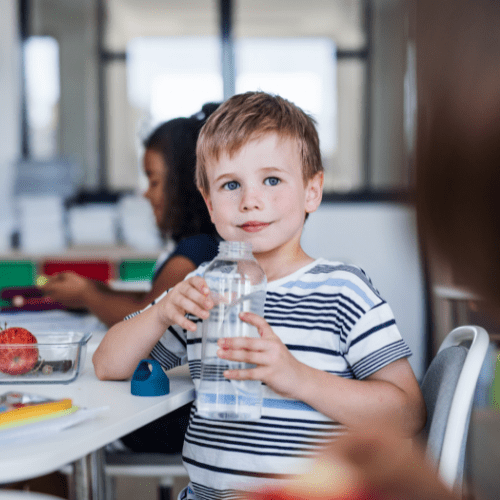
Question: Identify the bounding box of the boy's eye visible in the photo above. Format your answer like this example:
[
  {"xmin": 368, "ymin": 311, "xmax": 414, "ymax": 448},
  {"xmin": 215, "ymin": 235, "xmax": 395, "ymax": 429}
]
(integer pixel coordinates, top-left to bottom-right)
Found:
[
  {"xmin": 264, "ymin": 177, "xmax": 280, "ymax": 186},
  {"xmin": 223, "ymin": 181, "xmax": 240, "ymax": 191}
]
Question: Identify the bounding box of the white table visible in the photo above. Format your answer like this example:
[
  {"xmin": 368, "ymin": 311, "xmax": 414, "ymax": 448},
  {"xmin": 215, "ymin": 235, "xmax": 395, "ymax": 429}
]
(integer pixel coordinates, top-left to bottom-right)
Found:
[{"xmin": 0, "ymin": 313, "xmax": 195, "ymax": 500}]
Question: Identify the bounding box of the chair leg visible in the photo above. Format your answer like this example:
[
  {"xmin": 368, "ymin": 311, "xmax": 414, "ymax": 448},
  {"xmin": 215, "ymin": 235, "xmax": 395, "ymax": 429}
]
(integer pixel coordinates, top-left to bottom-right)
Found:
[
  {"xmin": 105, "ymin": 476, "xmax": 116, "ymax": 500},
  {"xmin": 158, "ymin": 476, "xmax": 174, "ymax": 500}
]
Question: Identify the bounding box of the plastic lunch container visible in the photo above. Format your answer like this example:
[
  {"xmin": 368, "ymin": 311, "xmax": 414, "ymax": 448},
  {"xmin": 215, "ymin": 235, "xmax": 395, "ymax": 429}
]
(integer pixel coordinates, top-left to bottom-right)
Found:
[{"xmin": 0, "ymin": 331, "xmax": 92, "ymax": 384}]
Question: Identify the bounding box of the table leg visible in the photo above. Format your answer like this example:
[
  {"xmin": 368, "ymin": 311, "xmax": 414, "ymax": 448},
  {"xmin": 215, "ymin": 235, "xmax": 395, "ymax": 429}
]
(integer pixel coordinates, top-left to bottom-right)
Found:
[{"xmin": 69, "ymin": 449, "xmax": 106, "ymax": 500}]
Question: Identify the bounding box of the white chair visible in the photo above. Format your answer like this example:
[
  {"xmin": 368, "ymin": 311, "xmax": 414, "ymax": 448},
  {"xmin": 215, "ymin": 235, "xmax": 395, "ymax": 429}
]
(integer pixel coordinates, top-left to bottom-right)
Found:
[{"xmin": 420, "ymin": 325, "xmax": 490, "ymax": 493}]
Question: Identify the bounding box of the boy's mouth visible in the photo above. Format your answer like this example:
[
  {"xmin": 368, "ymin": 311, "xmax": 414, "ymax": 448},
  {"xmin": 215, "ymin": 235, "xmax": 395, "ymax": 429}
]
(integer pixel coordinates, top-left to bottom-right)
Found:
[{"xmin": 238, "ymin": 221, "xmax": 270, "ymax": 233}]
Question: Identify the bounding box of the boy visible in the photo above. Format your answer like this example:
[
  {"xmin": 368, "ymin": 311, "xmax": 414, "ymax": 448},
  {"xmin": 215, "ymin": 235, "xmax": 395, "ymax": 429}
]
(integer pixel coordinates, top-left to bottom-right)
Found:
[{"xmin": 93, "ymin": 91, "xmax": 426, "ymax": 500}]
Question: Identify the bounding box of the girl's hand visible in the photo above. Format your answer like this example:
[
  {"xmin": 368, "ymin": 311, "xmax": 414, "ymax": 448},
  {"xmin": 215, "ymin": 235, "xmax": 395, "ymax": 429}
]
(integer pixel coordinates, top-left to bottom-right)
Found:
[
  {"xmin": 157, "ymin": 276, "xmax": 213, "ymax": 331},
  {"xmin": 41, "ymin": 272, "xmax": 91, "ymax": 308},
  {"xmin": 216, "ymin": 312, "xmax": 305, "ymax": 399}
]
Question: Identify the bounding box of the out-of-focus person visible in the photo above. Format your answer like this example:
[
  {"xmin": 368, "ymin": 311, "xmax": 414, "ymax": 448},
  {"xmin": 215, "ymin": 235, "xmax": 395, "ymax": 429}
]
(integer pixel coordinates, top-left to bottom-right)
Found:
[{"xmin": 42, "ymin": 103, "xmax": 221, "ymax": 327}]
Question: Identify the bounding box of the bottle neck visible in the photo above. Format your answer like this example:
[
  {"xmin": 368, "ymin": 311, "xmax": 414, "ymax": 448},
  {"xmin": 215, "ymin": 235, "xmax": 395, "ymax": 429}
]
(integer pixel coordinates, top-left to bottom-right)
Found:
[{"xmin": 218, "ymin": 241, "xmax": 254, "ymax": 260}]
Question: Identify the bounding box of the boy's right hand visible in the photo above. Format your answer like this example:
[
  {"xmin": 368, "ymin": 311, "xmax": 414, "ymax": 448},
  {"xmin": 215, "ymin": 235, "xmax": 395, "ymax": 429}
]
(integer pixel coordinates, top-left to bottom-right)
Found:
[{"xmin": 157, "ymin": 276, "xmax": 213, "ymax": 331}]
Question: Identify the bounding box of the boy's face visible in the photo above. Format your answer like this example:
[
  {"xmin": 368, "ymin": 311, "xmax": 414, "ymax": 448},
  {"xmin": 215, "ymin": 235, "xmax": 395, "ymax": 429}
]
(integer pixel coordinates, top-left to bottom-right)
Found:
[{"xmin": 202, "ymin": 133, "xmax": 323, "ymax": 259}]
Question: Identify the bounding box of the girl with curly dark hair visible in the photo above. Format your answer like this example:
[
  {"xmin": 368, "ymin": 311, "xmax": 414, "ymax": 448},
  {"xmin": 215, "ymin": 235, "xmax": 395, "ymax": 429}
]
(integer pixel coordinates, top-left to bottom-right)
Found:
[{"xmin": 42, "ymin": 103, "xmax": 221, "ymax": 327}]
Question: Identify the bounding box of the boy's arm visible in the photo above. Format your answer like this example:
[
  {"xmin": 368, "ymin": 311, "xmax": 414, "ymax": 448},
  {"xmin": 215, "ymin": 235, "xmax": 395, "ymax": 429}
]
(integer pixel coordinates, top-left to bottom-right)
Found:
[
  {"xmin": 218, "ymin": 312, "xmax": 426, "ymax": 438},
  {"xmin": 93, "ymin": 275, "xmax": 212, "ymax": 380},
  {"xmin": 92, "ymin": 292, "xmax": 172, "ymax": 380},
  {"xmin": 294, "ymin": 358, "xmax": 426, "ymax": 437}
]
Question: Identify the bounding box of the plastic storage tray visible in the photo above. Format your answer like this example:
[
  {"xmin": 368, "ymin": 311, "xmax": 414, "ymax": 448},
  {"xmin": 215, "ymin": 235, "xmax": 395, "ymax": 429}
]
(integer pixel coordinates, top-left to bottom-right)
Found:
[
  {"xmin": 0, "ymin": 331, "xmax": 92, "ymax": 384},
  {"xmin": 119, "ymin": 260, "xmax": 156, "ymax": 281},
  {"xmin": 0, "ymin": 261, "xmax": 36, "ymax": 309},
  {"xmin": 42, "ymin": 260, "xmax": 114, "ymax": 282}
]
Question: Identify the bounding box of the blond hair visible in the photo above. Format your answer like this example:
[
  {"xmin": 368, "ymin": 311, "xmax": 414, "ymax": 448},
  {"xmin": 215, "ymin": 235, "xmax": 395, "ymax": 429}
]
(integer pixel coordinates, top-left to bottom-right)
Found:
[{"xmin": 196, "ymin": 91, "xmax": 323, "ymax": 194}]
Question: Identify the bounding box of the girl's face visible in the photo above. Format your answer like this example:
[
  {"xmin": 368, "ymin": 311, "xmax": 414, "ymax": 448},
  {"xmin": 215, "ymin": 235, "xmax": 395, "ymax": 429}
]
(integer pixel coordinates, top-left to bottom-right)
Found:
[{"xmin": 143, "ymin": 148, "xmax": 167, "ymax": 227}]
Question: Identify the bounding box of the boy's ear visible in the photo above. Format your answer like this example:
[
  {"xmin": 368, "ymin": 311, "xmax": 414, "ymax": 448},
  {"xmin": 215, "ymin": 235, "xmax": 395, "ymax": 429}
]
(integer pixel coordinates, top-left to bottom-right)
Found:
[
  {"xmin": 202, "ymin": 192, "xmax": 215, "ymax": 222},
  {"xmin": 305, "ymin": 172, "xmax": 324, "ymax": 214}
]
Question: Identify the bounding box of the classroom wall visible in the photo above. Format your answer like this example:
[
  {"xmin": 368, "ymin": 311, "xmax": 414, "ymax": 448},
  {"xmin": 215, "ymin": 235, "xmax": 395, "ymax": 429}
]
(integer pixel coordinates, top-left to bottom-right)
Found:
[{"xmin": 301, "ymin": 202, "xmax": 426, "ymax": 380}]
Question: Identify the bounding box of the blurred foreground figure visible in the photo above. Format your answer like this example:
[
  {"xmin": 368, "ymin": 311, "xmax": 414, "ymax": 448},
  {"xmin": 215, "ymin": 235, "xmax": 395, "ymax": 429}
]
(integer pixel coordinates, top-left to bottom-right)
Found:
[
  {"xmin": 249, "ymin": 428, "xmax": 456, "ymax": 500},
  {"xmin": 416, "ymin": 0, "xmax": 500, "ymax": 316},
  {"xmin": 249, "ymin": 0, "xmax": 500, "ymax": 499}
]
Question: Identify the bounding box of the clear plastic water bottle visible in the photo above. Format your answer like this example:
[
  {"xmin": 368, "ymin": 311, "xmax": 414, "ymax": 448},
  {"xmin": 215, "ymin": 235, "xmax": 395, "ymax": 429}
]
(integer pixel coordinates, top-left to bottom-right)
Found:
[{"xmin": 197, "ymin": 241, "xmax": 267, "ymax": 420}]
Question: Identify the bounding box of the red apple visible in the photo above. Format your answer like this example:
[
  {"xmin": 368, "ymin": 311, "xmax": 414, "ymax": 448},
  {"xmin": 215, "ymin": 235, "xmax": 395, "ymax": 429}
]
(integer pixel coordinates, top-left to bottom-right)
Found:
[{"xmin": 0, "ymin": 326, "xmax": 39, "ymax": 375}]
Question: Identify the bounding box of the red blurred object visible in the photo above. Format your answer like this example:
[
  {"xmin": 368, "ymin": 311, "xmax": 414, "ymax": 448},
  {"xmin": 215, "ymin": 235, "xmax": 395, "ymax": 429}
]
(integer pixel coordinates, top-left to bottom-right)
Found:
[
  {"xmin": 247, "ymin": 487, "xmax": 378, "ymax": 500},
  {"xmin": 0, "ymin": 326, "xmax": 39, "ymax": 375},
  {"xmin": 42, "ymin": 260, "xmax": 114, "ymax": 282}
]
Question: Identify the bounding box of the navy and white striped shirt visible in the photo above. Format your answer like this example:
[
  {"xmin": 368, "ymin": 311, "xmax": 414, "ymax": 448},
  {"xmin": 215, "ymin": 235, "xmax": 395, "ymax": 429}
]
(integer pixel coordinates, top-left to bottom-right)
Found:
[{"xmin": 132, "ymin": 258, "xmax": 412, "ymax": 500}]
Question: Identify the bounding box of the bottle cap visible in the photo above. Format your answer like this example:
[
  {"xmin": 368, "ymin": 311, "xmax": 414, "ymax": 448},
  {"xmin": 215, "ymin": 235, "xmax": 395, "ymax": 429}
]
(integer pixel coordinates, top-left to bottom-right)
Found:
[{"xmin": 131, "ymin": 359, "xmax": 170, "ymax": 397}]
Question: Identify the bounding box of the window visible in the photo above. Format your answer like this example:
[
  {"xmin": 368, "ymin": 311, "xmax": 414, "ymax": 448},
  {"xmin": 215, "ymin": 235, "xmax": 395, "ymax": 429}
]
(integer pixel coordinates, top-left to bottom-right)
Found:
[
  {"xmin": 23, "ymin": 36, "xmax": 60, "ymax": 160},
  {"xmin": 127, "ymin": 37, "xmax": 223, "ymax": 131},
  {"xmin": 105, "ymin": 1, "xmax": 409, "ymax": 195},
  {"xmin": 236, "ymin": 0, "xmax": 367, "ymax": 192},
  {"xmin": 236, "ymin": 38, "xmax": 337, "ymax": 187},
  {"xmin": 25, "ymin": 1, "xmax": 412, "ymax": 196},
  {"xmin": 126, "ymin": 36, "xmax": 337, "ymax": 188}
]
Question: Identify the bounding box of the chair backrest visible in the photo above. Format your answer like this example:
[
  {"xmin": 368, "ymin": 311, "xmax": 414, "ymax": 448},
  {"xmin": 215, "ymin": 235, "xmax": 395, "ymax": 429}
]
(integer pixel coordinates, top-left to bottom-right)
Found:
[{"xmin": 420, "ymin": 325, "xmax": 490, "ymax": 491}]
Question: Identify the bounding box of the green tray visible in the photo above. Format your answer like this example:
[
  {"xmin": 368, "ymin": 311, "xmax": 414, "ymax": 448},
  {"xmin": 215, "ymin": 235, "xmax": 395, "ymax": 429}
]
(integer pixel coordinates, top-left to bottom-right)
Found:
[
  {"xmin": 0, "ymin": 260, "xmax": 36, "ymax": 308},
  {"xmin": 119, "ymin": 260, "xmax": 156, "ymax": 282}
]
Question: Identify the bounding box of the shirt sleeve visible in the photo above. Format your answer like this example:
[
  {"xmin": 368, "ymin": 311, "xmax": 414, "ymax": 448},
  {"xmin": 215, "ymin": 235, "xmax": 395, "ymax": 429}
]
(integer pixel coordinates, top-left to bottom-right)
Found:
[{"xmin": 342, "ymin": 293, "xmax": 412, "ymax": 380}]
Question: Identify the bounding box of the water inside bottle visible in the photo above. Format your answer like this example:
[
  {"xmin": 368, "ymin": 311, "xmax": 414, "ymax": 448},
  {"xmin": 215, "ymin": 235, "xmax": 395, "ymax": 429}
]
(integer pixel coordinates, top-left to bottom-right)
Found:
[
  {"xmin": 197, "ymin": 290, "xmax": 266, "ymax": 420},
  {"xmin": 197, "ymin": 242, "xmax": 267, "ymax": 420}
]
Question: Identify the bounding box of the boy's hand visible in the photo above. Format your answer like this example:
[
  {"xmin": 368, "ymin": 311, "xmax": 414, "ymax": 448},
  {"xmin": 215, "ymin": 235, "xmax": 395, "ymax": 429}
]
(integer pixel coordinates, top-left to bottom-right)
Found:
[
  {"xmin": 217, "ymin": 312, "xmax": 305, "ymax": 399},
  {"xmin": 157, "ymin": 276, "xmax": 213, "ymax": 331}
]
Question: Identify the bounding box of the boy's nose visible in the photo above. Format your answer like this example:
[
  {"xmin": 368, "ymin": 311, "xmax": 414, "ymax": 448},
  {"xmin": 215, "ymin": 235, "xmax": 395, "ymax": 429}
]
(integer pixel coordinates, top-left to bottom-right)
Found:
[{"xmin": 240, "ymin": 186, "xmax": 263, "ymax": 211}]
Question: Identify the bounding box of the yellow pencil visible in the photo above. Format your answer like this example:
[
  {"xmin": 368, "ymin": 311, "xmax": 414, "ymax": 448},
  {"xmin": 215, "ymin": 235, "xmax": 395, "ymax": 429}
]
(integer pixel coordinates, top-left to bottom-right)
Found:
[
  {"xmin": 0, "ymin": 405, "xmax": 79, "ymax": 430},
  {"xmin": 0, "ymin": 398, "xmax": 72, "ymax": 425}
]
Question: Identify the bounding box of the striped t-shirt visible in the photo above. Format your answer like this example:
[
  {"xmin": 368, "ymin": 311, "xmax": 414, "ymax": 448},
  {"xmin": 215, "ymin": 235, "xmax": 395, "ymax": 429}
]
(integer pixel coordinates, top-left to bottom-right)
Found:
[{"xmin": 134, "ymin": 258, "xmax": 412, "ymax": 500}]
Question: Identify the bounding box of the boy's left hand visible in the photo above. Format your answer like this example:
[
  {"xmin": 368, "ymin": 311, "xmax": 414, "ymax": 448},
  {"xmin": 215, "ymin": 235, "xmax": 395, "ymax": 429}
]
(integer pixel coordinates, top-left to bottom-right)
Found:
[{"xmin": 217, "ymin": 312, "xmax": 305, "ymax": 399}]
